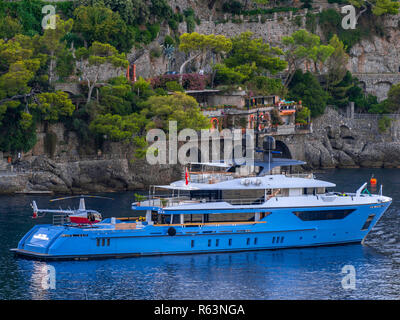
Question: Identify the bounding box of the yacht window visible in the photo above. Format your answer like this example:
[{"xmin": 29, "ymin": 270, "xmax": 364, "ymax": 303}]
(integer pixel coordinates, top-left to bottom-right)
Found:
[
  {"xmin": 190, "ymin": 190, "xmax": 221, "ymax": 201},
  {"xmin": 304, "ymin": 188, "xmax": 315, "ymax": 195},
  {"xmin": 156, "ymin": 214, "xmax": 170, "ymax": 224},
  {"xmin": 171, "ymin": 214, "xmax": 180, "ymax": 224},
  {"xmin": 293, "ymin": 209, "xmax": 355, "ymax": 221},
  {"xmin": 222, "ymin": 189, "xmax": 265, "ymax": 205},
  {"xmin": 208, "ymin": 212, "xmax": 255, "ymax": 222},
  {"xmin": 289, "ymin": 188, "xmax": 302, "ymax": 196},
  {"xmin": 277, "ymin": 189, "xmax": 289, "ymax": 197},
  {"xmin": 184, "ymin": 214, "xmax": 203, "ymax": 223},
  {"xmin": 317, "ymin": 187, "xmax": 326, "ymax": 194}
]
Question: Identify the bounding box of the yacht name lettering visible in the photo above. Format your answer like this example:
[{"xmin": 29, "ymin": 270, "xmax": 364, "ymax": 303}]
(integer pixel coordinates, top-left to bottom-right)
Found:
[{"xmin": 154, "ymin": 304, "xmax": 188, "ymax": 318}]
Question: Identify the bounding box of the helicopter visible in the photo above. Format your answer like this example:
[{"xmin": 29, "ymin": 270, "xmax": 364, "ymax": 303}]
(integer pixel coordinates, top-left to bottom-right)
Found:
[{"xmin": 31, "ymin": 195, "xmax": 113, "ymax": 225}]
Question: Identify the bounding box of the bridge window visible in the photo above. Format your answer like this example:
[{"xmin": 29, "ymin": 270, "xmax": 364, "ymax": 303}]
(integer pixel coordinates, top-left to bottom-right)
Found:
[{"xmin": 293, "ymin": 209, "xmax": 355, "ymax": 221}]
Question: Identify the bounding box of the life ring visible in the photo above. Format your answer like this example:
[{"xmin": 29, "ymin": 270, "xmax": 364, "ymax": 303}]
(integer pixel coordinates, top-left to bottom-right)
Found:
[
  {"xmin": 167, "ymin": 227, "xmax": 176, "ymax": 236},
  {"xmin": 210, "ymin": 117, "xmax": 219, "ymax": 130}
]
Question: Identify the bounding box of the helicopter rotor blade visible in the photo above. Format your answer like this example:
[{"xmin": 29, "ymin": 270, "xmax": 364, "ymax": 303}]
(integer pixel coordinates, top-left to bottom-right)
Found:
[
  {"xmin": 83, "ymin": 195, "xmax": 114, "ymax": 200},
  {"xmin": 50, "ymin": 195, "xmax": 114, "ymax": 202}
]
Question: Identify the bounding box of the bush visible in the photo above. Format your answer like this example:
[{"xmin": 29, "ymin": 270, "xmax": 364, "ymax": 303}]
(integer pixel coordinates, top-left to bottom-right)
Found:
[
  {"xmin": 378, "ymin": 116, "xmax": 392, "ymax": 133},
  {"xmin": 168, "ymin": 18, "xmax": 178, "ymax": 31},
  {"xmin": 165, "ymin": 81, "xmax": 184, "ymax": 92},
  {"xmin": 164, "ymin": 35, "xmax": 175, "ymax": 47},
  {"xmin": 150, "ymin": 46, "xmax": 162, "ymax": 59}
]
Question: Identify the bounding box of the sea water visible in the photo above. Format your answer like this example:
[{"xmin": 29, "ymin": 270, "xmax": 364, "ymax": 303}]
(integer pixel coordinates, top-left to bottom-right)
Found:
[{"xmin": 1, "ymin": 168, "xmax": 400, "ymax": 300}]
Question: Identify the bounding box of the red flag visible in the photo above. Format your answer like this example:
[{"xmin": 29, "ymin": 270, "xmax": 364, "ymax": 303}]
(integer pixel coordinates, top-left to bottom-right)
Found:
[{"xmin": 185, "ymin": 167, "xmax": 189, "ymax": 185}]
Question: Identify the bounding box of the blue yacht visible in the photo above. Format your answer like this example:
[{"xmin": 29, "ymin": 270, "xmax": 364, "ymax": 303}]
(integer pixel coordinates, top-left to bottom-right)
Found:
[{"xmin": 11, "ymin": 137, "xmax": 392, "ymax": 260}]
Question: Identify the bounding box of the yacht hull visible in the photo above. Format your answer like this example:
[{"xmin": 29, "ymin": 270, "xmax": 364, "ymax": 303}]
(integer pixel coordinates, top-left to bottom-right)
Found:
[{"xmin": 11, "ymin": 201, "xmax": 391, "ymax": 260}]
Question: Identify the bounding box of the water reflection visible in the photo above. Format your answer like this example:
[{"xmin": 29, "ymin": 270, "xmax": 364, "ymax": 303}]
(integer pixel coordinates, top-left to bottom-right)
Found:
[{"xmin": 13, "ymin": 244, "xmax": 396, "ymax": 300}]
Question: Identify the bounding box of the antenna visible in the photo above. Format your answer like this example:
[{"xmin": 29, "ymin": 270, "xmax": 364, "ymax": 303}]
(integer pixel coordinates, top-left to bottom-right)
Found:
[{"xmin": 79, "ymin": 197, "xmax": 86, "ymax": 211}]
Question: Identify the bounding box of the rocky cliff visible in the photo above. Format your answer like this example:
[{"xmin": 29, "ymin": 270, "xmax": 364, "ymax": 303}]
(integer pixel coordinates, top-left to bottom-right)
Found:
[{"xmin": 302, "ymin": 107, "xmax": 400, "ymax": 169}]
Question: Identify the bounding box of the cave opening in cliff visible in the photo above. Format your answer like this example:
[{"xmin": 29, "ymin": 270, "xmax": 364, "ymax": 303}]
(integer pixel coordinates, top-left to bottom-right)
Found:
[{"xmin": 275, "ymin": 140, "xmax": 292, "ymax": 159}]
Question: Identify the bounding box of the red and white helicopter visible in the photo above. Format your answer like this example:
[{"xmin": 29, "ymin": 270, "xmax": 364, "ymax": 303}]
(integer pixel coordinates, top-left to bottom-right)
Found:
[{"xmin": 31, "ymin": 195, "xmax": 113, "ymax": 225}]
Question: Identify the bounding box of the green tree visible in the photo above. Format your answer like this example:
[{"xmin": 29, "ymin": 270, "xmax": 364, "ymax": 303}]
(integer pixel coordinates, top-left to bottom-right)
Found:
[
  {"xmin": 40, "ymin": 16, "xmax": 73, "ymax": 84},
  {"xmin": 30, "ymin": 91, "xmax": 75, "ymax": 122},
  {"xmin": 75, "ymin": 42, "xmax": 129, "ymax": 105},
  {"xmin": 385, "ymin": 83, "xmax": 400, "ymax": 113},
  {"xmin": 0, "ymin": 37, "xmax": 43, "ymax": 118},
  {"xmin": 89, "ymin": 112, "xmax": 148, "ymax": 141},
  {"xmin": 246, "ymin": 76, "xmax": 287, "ymax": 97},
  {"xmin": 326, "ymin": 34, "xmax": 349, "ymax": 91},
  {"xmin": 282, "ymin": 29, "xmax": 334, "ymax": 87},
  {"xmin": 349, "ymin": 0, "xmax": 400, "ymax": 16},
  {"xmin": 178, "ymin": 32, "xmax": 232, "ymax": 84},
  {"xmin": 295, "ymin": 106, "xmax": 311, "ymax": 124},
  {"xmin": 99, "ymin": 77, "xmax": 134, "ymax": 115},
  {"xmin": 287, "ymin": 70, "xmax": 329, "ymax": 117},
  {"xmin": 213, "ymin": 63, "xmax": 247, "ymax": 85},
  {"xmin": 73, "ymin": 4, "xmax": 135, "ymax": 52},
  {"xmin": 0, "ymin": 15, "xmax": 23, "ymax": 40},
  {"xmin": 224, "ymin": 32, "xmax": 287, "ymax": 77},
  {"xmin": 140, "ymin": 92, "xmax": 210, "ymax": 131}
]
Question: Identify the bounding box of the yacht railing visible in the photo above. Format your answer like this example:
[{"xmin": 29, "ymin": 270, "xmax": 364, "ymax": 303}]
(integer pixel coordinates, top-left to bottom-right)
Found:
[
  {"xmin": 284, "ymin": 172, "xmax": 315, "ymax": 179},
  {"xmin": 136, "ymin": 195, "xmax": 274, "ymax": 208},
  {"xmin": 53, "ymin": 214, "xmax": 68, "ymax": 225},
  {"xmin": 184, "ymin": 170, "xmax": 314, "ymax": 184},
  {"xmin": 186, "ymin": 171, "xmax": 258, "ymax": 184},
  {"xmin": 135, "ymin": 191, "xmax": 376, "ymax": 209}
]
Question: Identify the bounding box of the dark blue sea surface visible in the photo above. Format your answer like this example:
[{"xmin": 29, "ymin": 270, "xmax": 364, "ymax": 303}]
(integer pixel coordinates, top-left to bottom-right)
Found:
[{"xmin": 1, "ymin": 168, "xmax": 400, "ymax": 300}]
